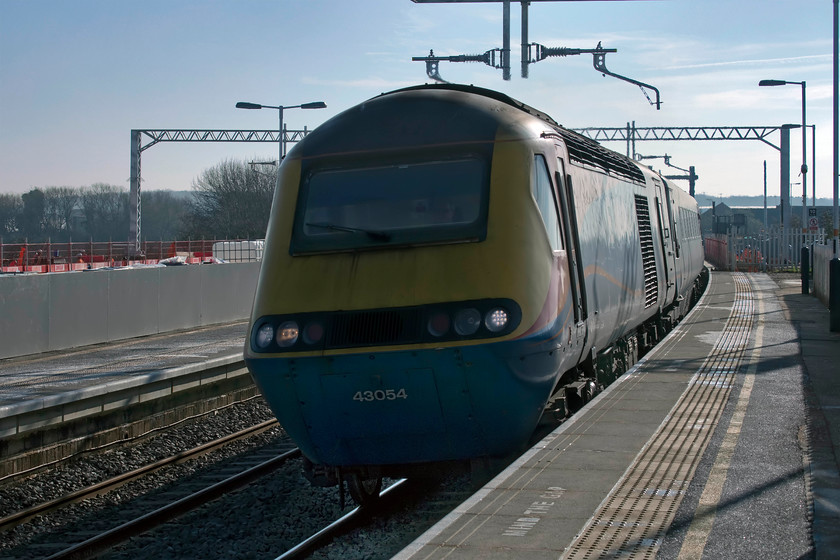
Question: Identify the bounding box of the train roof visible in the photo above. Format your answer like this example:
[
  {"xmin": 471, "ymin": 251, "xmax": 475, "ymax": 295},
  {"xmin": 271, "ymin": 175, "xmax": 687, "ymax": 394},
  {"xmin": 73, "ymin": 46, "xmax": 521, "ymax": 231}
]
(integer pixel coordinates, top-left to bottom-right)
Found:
[
  {"xmin": 377, "ymin": 83, "xmax": 562, "ymax": 128},
  {"xmin": 379, "ymin": 85, "xmax": 645, "ymax": 184},
  {"xmin": 370, "ymin": 84, "xmax": 645, "ymax": 186}
]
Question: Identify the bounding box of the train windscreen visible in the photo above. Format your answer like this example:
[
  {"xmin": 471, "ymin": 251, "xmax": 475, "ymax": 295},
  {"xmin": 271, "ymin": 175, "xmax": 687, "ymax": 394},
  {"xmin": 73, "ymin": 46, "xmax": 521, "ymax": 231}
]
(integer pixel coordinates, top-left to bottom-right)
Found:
[{"xmin": 290, "ymin": 157, "xmax": 489, "ymax": 254}]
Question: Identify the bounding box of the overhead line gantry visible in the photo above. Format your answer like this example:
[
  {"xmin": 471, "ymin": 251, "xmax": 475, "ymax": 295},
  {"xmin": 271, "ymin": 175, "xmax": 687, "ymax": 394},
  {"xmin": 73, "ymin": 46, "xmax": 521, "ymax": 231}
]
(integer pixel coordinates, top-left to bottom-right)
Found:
[
  {"xmin": 129, "ymin": 124, "xmax": 801, "ymax": 250},
  {"xmin": 129, "ymin": 128, "xmax": 310, "ymax": 253},
  {"xmin": 572, "ymin": 124, "xmax": 802, "ymax": 224}
]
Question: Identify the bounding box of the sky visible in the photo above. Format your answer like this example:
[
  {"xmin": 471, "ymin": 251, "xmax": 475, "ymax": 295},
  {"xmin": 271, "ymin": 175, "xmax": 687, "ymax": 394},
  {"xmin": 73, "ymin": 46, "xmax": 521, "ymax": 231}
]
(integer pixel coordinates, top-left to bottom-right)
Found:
[{"xmin": 0, "ymin": 0, "xmax": 836, "ymax": 204}]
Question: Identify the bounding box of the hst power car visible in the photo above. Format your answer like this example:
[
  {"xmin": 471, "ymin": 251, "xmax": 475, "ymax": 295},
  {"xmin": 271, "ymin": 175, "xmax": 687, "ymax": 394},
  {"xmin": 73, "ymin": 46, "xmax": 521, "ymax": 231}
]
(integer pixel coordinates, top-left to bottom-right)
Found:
[{"xmin": 244, "ymin": 84, "xmax": 705, "ymax": 504}]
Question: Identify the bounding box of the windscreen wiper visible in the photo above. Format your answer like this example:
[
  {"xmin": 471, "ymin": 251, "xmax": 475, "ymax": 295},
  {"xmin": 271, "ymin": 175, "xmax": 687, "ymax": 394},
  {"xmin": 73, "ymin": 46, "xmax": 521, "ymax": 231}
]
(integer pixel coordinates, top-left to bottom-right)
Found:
[{"xmin": 305, "ymin": 222, "xmax": 392, "ymax": 242}]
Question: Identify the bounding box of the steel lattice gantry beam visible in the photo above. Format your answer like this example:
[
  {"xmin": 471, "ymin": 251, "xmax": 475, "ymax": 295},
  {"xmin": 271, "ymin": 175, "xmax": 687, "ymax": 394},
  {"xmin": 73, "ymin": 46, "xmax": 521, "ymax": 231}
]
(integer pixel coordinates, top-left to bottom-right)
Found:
[
  {"xmin": 129, "ymin": 128, "xmax": 310, "ymax": 253},
  {"xmin": 571, "ymin": 125, "xmax": 784, "ymax": 152},
  {"xmin": 128, "ymin": 123, "xmax": 797, "ymax": 250},
  {"xmin": 135, "ymin": 128, "xmax": 311, "ymax": 151},
  {"xmin": 570, "ymin": 124, "xmax": 800, "ymax": 227}
]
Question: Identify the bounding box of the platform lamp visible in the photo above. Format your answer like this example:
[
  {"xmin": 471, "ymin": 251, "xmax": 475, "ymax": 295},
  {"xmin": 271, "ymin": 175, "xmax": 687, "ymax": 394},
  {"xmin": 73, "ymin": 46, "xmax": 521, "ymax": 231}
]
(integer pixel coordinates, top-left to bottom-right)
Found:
[
  {"xmin": 235, "ymin": 101, "xmax": 326, "ymax": 164},
  {"xmin": 759, "ymin": 79, "xmax": 807, "ymax": 233}
]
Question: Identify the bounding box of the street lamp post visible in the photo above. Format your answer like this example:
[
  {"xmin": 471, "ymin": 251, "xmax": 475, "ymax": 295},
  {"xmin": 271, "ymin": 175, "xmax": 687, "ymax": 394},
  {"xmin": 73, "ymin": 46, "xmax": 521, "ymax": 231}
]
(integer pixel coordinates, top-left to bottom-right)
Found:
[
  {"xmin": 811, "ymin": 124, "xmax": 816, "ymax": 211},
  {"xmin": 759, "ymin": 79, "xmax": 808, "ymax": 232},
  {"xmin": 235, "ymin": 100, "xmax": 327, "ymax": 164}
]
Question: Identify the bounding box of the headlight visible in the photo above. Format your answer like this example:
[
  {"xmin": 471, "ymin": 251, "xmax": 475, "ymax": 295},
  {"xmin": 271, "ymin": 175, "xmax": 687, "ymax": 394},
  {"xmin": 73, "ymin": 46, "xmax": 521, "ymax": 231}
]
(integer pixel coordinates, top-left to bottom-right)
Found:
[
  {"xmin": 427, "ymin": 312, "xmax": 451, "ymax": 337},
  {"xmin": 255, "ymin": 324, "xmax": 275, "ymax": 349},
  {"xmin": 453, "ymin": 308, "xmax": 481, "ymax": 336},
  {"xmin": 276, "ymin": 321, "xmax": 300, "ymax": 347},
  {"xmin": 484, "ymin": 307, "xmax": 509, "ymax": 332}
]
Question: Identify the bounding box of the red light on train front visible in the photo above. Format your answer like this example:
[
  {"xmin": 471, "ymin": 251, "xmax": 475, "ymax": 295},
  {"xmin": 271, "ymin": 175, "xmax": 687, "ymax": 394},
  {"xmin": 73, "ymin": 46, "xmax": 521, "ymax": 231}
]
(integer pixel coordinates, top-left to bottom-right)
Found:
[
  {"xmin": 427, "ymin": 312, "xmax": 451, "ymax": 337},
  {"xmin": 303, "ymin": 321, "xmax": 325, "ymax": 345}
]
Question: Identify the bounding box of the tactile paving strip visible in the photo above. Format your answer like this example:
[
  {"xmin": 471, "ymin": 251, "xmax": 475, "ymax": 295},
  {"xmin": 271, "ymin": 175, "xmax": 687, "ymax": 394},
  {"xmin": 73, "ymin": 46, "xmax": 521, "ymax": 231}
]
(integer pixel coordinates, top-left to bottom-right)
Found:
[{"xmin": 563, "ymin": 273, "xmax": 754, "ymax": 559}]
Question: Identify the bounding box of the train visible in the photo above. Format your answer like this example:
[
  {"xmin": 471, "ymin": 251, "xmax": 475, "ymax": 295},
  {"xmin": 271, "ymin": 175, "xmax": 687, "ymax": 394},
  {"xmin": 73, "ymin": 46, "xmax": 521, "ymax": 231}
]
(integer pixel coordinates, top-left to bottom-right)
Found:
[{"xmin": 243, "ymin": 84, "xmax": 706, "ymax": 504}]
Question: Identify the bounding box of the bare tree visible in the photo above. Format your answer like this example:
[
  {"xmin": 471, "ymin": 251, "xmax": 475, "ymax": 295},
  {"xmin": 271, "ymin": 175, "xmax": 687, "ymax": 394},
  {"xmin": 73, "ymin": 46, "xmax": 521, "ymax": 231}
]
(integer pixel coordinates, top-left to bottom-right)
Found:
[
  {"xmin": 819, "ymin": 209, "xmax": 834, "ymax": 233},
  {"xmin": 43, "ymin": 187, "xmax": 80, "ymax": 239},
  {"xmin": 141, "ymin": 190, "xmax": 189, "ymax": 241},
  {"xmin": 80, "ymin": 183, "xmax": 128, "ymax": 241},
  {"xmin": 0, "ymin": 193, "xmax": 22, "ymax": 238},
  {"xmin": 182, "ymin": 159, "xmax": 274, "ymax": 239},
  {"xmin": 20, "ymin": 189, "xmax": 46, "ymax": 237}
]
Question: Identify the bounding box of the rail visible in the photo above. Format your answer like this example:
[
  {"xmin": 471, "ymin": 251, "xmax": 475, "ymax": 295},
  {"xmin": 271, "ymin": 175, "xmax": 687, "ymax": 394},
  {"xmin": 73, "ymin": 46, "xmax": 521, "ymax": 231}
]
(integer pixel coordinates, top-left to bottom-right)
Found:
[
  {"xmin": 275, "ymin": 479, "xmax": 411, "ymax": 560},
  {"xmin": 42, "ymin": 441, "xmax": 299, "ymax": 560},
  {"xmin": 0, "ymin": 419, "xmax": 280, "ymax": 531}
]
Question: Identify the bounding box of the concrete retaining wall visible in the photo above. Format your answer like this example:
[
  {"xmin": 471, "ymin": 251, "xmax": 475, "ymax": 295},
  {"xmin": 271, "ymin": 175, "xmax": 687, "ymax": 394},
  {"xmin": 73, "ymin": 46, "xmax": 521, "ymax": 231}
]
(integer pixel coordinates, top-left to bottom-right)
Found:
[{"xmin": 0, "ymin": 262, "xmax": 260, "ymax": 360}]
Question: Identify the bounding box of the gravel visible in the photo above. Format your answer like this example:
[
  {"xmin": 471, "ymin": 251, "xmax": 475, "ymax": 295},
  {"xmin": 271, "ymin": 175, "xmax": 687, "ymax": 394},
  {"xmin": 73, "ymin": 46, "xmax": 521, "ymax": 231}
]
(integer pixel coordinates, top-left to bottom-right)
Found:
[
  {"xmin": 0, "ymin": 398, "xmax": 279, "ymax": 555},
  {"xmin": 102, "ymin": 472, "xmax": 471, "ymax": 560},
  {"xmin": 0, "ymin": 397, "xmax": 469, "ymax": 560}
]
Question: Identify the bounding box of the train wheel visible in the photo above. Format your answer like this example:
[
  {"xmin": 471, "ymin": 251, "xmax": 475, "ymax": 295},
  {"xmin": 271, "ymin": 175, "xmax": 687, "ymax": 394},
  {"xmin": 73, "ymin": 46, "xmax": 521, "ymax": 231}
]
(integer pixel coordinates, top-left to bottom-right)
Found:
[{"xmin": 347, "ymin": 474, "xmax": 382, "ymax": 507}]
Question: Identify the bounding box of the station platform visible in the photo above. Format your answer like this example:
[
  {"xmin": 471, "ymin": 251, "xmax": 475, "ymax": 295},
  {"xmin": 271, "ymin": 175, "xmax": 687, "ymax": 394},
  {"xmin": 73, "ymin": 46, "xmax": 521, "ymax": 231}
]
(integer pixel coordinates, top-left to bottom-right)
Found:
[
  {"xmin": 0, "ymin": 322, "xmax": 248, "ymax": 467},
  {"xmin": 395, "ymin": 271, "xmax": 840, "ymax": 560},
  {"xmin": 0, "ymin": 321, "xmax": 247, "ymax": 409}
]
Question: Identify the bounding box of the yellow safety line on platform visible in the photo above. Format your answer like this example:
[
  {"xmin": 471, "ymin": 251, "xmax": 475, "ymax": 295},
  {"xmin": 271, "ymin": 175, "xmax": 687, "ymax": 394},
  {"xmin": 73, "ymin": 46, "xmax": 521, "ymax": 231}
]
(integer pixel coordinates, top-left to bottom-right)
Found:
[
  {"xmin": 563, "ymin": 272, "xmax": 755, "ymax": 559},
  {"xmin": 677, "ymin": 275, "xmax": 763, "ymax": 559}
]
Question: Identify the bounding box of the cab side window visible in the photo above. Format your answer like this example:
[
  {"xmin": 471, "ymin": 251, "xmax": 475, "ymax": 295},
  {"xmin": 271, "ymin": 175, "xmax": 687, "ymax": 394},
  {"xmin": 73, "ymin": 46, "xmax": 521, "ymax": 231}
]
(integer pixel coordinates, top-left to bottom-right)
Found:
[{"xmin": 532, "ymin": 154, "xmax": 563, "ymax": 251}]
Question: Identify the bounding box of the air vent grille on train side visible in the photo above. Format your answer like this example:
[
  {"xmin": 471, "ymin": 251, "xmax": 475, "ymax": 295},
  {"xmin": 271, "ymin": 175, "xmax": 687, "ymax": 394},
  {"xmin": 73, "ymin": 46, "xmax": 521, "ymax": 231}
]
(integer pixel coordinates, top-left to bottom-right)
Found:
[
  {"xmin": 554, "ymin": 128, "xmax": 646, "ymax": 185},
  {"xmin": 634, "ymin": 194, "xmax": 659, "ymax": 308}
]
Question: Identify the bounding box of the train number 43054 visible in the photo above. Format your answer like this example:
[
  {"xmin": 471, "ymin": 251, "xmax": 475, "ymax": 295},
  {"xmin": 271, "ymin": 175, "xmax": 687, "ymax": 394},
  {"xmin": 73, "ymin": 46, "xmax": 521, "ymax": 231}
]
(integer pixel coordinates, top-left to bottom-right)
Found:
[{"xmin": 353, "ymin": 388, "xmax": 408, "ymax": 402}]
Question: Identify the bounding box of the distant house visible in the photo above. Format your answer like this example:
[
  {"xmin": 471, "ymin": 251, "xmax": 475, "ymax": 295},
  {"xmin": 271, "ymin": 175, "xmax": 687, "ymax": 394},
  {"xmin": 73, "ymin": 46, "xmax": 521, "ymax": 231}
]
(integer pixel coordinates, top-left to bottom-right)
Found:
[
  {"xmin": 701, "ymin": 203, "xmax": 833, "ymax": 237},
  {"xmin": 70, "ymin": 201, "xmax": 86, "ymax": 234}
]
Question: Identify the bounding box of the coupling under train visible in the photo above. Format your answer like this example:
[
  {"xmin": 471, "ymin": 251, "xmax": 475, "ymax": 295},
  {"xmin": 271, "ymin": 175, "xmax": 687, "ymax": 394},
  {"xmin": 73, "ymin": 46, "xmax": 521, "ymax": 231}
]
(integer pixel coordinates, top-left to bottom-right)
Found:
[{"xmin": 244, "ymin": 84, "xmax": 706, "ymax": 504}]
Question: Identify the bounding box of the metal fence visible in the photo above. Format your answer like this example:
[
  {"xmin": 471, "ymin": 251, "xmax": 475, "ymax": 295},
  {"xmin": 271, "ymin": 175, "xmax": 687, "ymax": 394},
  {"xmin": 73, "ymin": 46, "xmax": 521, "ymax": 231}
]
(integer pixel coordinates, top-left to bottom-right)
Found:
[
  {"xmin": 0, "ymin": 239, "xmax": 264, "ymax": 274},
  {"xmin": 705, "ymin": 228, "xmax": 839, "ymax": 308},
  {"xmin": 704, "ymin": 227, "xmax": 830, "ymax": 273}
]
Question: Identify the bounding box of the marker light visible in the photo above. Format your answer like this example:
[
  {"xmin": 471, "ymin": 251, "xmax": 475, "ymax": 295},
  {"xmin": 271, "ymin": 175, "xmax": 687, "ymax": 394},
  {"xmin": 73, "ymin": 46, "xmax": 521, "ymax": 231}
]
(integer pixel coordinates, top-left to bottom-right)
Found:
[
  {"xmin": 484, "ymin": 307, "xmax": 509, "ymax": 332},
  {"xmin": 303, "ymin": 321, "xmax": 325, "ymax": 345},
  {"xmin": 427, "ymin": 312, "xmax": 451, "ymax": 337},
  {"xmin": 276, "ymin": 321, "xmax": 300, "ymax": 347},
  {"xmin": 453, "ymin": 308, "xmax": 481, "ymax": 336},
  {"xmin": 255, "ymin": 324, "xmax": 275, "ymax": 349}
]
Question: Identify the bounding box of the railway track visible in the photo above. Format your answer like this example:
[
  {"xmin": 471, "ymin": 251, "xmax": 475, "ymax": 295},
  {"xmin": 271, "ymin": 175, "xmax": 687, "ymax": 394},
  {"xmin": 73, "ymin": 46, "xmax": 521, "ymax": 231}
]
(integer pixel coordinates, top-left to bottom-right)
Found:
[
  {"xmin": 2, "ymin": 274, "xmax": 709, "ymax": 560},
  {"xmin": 276, "ymin": 478, "xmax": 411, "ymax": 560},
  {"xmin": 4, "ymin": 366, "xmax": 658, "ymax": 559},
  {"xmin": 0, "ymin": 417, "xmax": 297, "ymax": 559},
  {"xmin": 8, "ymin": 444, "xmax": 462, "ymax": 560},
  {"xmin": 0, "ymin": 419, "xmax": 282, "ymax": 532},
  {"xmin": 275, "ymin": 475, "xmax": 477, "ymax": 560},
  {"xmin": 45, "ymin": 446, "xmax": 301, "ymax": 560}
]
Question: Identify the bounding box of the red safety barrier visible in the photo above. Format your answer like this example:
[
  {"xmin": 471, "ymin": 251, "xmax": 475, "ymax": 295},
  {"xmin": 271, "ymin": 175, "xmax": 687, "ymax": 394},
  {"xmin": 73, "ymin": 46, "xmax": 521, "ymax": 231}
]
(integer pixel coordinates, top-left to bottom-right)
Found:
[
  {"xmin": 0, "ymin": 239, "xmax": 254, "ymax": 274},
  {"xmin": 704, "ymin": 237, "xmax": 728, "ymax": 270}
]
